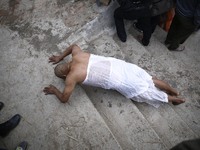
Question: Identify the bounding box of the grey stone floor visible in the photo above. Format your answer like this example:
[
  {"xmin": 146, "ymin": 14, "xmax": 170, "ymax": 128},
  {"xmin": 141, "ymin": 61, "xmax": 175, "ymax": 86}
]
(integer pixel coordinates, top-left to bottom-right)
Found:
[{"xmin": 0, "ymin": 0, "xmax": 200, "ymax": 150}]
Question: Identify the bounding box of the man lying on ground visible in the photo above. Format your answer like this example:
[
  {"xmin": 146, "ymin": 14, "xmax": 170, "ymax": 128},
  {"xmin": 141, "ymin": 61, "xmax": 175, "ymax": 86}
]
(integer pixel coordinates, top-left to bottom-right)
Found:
[{"xmin": 43, "ymin": 44, "xmax": 185, "ymax": 107}]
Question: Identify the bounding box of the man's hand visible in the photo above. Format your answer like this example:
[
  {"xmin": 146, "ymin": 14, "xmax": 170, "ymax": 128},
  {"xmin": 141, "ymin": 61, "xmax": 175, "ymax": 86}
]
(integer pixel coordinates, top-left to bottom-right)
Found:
[
  {"xmin": 49, "ymin": 55, "xmax": 62, "ymax": 64},
  {"xmin": 43, "ymin": 84, "xmax": 70, "ymax": 103},
  {"xmin": 43, "ymin": 85, "xmax": 57, "ymax": 95}
]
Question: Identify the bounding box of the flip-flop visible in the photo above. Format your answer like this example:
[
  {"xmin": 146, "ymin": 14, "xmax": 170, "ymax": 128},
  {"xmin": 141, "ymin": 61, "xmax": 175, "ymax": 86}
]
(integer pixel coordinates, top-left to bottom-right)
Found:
[{"xmin": 169, "ymin": 45, "xmax": 185, "ymax": 51}]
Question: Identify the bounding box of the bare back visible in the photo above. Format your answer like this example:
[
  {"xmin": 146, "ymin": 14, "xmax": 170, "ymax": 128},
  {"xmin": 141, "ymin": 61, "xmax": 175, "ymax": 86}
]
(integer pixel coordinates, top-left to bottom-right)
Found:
[{"xmin": 67, "ymin": 51, "xmax": 90, "ymax": 83}]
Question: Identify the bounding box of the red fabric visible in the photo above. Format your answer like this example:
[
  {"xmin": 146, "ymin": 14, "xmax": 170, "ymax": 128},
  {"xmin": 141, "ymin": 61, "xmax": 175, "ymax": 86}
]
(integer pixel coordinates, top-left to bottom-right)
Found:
[{"xmin": 159, "ymin": 8, "xmax": 175, "ymax": 32}]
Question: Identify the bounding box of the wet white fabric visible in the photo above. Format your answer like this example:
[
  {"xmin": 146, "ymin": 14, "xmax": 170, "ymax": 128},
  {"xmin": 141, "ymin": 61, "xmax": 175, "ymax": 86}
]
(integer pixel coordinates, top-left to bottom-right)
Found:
[
  {"xmin": 82, "ymin": 54, "xmax": 168, "ymax": 107},
  {"xmin": 82, "ymin": 54, "xmax": 111, "ymax": 89},
  {"xmin": 131, "ymin": 79, "xmax": 168, "ymax": 108}
]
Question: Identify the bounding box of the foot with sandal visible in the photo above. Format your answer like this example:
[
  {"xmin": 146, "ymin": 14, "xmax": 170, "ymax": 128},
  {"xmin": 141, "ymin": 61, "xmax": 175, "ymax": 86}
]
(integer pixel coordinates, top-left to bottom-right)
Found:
[{"xmin": 164, "ymin": 40, "xmax": 185, "ymax": 51}]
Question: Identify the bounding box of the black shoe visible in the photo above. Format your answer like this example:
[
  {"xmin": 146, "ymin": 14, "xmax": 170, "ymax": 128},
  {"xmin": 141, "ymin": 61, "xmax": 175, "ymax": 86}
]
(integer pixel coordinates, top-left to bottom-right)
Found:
[
  {"xmin": 117, "ymin": 33, "xmax": 127, "ymax": 42},
  {"xmin": 141, "ymin": 39, "xmax": 149, "ymax": 46},
  {"xmin": 15, "ymin": 141, "xmax": 28, "ymax": 150},
  {"xmin": 0, "ymin": 114, "xmax": 21, "ymax": 137},
  {"xmin": 0, "ymin": 102, "xmax": 4, "ymax": 111}
]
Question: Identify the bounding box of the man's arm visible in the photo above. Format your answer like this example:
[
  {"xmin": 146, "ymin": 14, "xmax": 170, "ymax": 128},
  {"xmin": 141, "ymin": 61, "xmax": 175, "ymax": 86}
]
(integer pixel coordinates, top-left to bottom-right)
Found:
[
  {"xmin": 49, "ymin": 44, "xmax": 81, "ymax": 64},
  {"xmin": 43, "ymin": 77, "xmax": 76, "ymax": 103}
]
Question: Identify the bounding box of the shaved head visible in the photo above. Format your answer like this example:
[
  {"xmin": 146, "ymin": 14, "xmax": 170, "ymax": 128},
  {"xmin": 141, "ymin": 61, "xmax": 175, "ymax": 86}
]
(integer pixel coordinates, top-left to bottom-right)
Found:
[{"xmin": 54, "ymin": 63, "xmax": 68, "ymax": 79}]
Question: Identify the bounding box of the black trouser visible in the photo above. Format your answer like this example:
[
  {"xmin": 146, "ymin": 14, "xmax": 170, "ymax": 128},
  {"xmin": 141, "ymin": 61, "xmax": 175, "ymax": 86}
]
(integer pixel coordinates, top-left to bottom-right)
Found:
[
  {"xmin": 136, "ymin": 15, "xmax": 160, "ymax": 38},
  {"xmin": 165, "ymin": 12, "xmax": 197, "ymax": 50},
  {"xmin": 114, "ymin": 7, "xmax": 152, "ymax": 45}
]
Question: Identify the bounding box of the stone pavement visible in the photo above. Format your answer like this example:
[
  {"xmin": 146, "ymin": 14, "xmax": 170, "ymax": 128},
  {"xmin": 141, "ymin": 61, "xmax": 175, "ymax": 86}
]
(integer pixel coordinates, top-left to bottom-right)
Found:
[{"xmin": 0, "ymin": 0, "xmax": 200, "ymax": 150}]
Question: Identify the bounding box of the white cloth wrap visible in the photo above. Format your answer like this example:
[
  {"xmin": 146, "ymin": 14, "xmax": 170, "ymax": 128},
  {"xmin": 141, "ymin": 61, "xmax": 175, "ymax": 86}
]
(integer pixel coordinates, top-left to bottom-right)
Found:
[{"xmin": 82, "ymin": 54, "xmax": 168, "ymax": 107}]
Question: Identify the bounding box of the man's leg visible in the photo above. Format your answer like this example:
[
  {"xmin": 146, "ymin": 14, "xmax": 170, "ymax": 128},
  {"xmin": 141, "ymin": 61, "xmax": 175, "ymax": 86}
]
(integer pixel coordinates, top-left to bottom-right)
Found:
[
  {"xmin": 152, "ymin": 78, "xmax": 185, "ymax": 105},
  {"xmin": 178, "ymin": 16, "xmax": 197, "ymax": 44},
  {"xmin": 114, "ymin": 7, "xmax": 151, "ymax": 43},
  {"xmin": 152, "ymin": 78, "xmax": 179, "ymax": 96},
  {"xmin": 136, "ymin": 17, "xmax": 152, "ymax": 46},
  {"xmin": 168, "ymin": 95, "xmax": 185, "ymax": 105},
  {"xmin": 114, "ymin": 8, "xmax": 127, "ymax": 42},
  {"xmin": 134, "ymin": 15, "xmax": 159, "ymax": 46},
  {"xmin": 151, "ymin": 15, "xmax": 160, "ymax": 34},
  {"xmin": 165, "ymin": 14, "xmax": 179, "ymax": 46},
  {"xmin": 166, "ymin": 13, "xmax": 197, "ymax": 50}
]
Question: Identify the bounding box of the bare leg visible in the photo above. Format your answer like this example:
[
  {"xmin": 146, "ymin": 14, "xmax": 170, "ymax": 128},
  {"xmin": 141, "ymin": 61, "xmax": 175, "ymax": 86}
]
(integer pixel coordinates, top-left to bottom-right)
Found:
[
  {"xmin": 168, "ymin": 95, "xmax": 185, "ymax": 105},
  {"xmin": 152, "ymin": 78, "xmax": 179, "ymax": 96}
]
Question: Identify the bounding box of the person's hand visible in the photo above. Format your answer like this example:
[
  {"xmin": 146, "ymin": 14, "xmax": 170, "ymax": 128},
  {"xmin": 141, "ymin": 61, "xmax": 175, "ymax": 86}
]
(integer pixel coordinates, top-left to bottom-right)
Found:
[
  {"xmin": 43, "ymin": 85, "xmax": 56, "ymax": 95},
  {"xmin": 49, "ymin": 55, "xmax": 62, "ymax": 64}
]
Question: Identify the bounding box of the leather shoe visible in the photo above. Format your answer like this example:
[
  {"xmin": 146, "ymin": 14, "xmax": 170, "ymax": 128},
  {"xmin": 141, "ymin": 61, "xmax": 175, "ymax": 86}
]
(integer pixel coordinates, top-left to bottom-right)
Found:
[
  {"xmin": 117, "ymin": 33, "xmax": 127, "ymax": 42},
  {"xmin": 0, "ymin": 102, "xmax": 4, "ymax": 111},
  {"xmin": 0, "ymin": 114, "xmax": 21, "ymax": 137}
]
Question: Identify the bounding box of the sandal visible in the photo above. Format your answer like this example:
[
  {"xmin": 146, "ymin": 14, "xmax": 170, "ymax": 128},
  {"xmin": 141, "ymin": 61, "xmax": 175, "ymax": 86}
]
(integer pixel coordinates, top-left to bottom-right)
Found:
[{"xmin": 168, "ymin": 45, "xmax": 185, "ymax": 51}]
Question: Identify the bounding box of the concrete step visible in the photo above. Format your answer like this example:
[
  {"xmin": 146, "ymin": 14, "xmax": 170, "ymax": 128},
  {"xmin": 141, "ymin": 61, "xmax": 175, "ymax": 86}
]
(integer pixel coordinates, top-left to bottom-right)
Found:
[
  {"xmin": 126, "ymin": 26, "xmax": 200, "ymax": 146},
  {"xmin": 0, "ymin": 28, "xmax": 123, "ymax": 149},
  {"xmin": 59, "ymin": 1, "xmax": 118, "ymax": 47},
  {"xmin": 0, "ymin": 0, "xmax": 105, "ymax": 54},
  {"xmin": 85, "ymin": 31, "xmax": 198, "ymax": 149},
  {"xmin": 0, "ymin": 1, "xmax": 123, "ymax": 149},
  {"xmin": 153, "ymin": 27, "xmax": 200, "ymax": 76},
  {"xmin": 82, "ymin": 35, "xmax": 167, "ymax": 150},
  {"xmin": 64, "ymin": 2, "xmax": 200, "ymax": 148},
  {"xmin": 135, "ymin": 26, "xmax": 200, "ymax": 137},
  {"xmin": 1, "ymin": 0, "xmax": 200, "ymax": 149}
]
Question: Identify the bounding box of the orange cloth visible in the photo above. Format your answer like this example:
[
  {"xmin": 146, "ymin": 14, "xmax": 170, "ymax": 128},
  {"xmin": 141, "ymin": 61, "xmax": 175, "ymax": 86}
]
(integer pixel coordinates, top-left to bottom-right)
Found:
[
  {"xmin": 165, "ymin": 8, "xmax": 175, "ymax": 32},
  {"xmin": 159, "ymin": 8, "xmax": 175, "ymax": 32}
]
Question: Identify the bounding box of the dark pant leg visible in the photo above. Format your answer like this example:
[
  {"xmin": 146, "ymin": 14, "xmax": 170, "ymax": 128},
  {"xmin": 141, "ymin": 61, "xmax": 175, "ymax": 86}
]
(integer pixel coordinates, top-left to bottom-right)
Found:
[
  {"xmin": 136, "ymin": 15, "xmax": 159, "ymax": 46},
  {"xmin": 165, "ymin": 14, "xmax": 179, "ymax": 44},
  {"xmin": 114, "ymin": 7, "xmax": 151, "ymax": 43},
  {"xmin": 151, "ymin": 15, "xmax": 160, "ymax": 33},
  {"xmin": 166, "ymin": 13, "xmax": 197, "ymax": 50},
  {"xmin": 135, "ymin": 19, "xmax": 144, "ymax": 31},
  {"xmin": 114, "ymin": 7, "xmax": 127, "ymax": 42},
  {"xmin": 178, "ymin": 16, "xmax": 197, "ymax": 44},
  {"xmin": 137, "ymin": 17, "xmax": 152, "ymax": 46}
]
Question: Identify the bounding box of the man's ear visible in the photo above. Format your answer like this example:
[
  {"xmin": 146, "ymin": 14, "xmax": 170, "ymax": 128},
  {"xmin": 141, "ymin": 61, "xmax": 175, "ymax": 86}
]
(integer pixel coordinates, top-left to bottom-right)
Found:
[{"xmin": 62, "ymin": 75, "xmax": 67, "ymax": 80}]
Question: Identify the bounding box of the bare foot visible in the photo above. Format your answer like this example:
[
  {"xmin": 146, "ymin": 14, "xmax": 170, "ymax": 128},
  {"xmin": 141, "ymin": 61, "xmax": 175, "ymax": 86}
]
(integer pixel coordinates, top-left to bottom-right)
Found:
[
  {"xmin": 168, "ymin": 96, "xmax": 185, "ymax": 105},
  {"xmin": 167, "ymin": 90, "xmax": 179, "ymax": 97}
]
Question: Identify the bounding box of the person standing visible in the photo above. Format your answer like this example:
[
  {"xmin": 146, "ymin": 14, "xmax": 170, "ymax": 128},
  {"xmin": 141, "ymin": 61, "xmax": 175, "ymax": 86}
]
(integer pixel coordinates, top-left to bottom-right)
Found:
[
  {"xmin": 165, "ymin": 0, "xmax": 200, "ymax": 51},
  {"xmin": 114, "ymin": 0, "xmax": 153, "ymax": 45}
]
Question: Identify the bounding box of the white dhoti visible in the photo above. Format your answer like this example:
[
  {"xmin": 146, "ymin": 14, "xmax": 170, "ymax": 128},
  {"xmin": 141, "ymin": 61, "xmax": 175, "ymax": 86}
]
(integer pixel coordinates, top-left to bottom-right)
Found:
[{"xmin": 82, "ymin": 54, "xmax": 168, "ymax": 107}]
